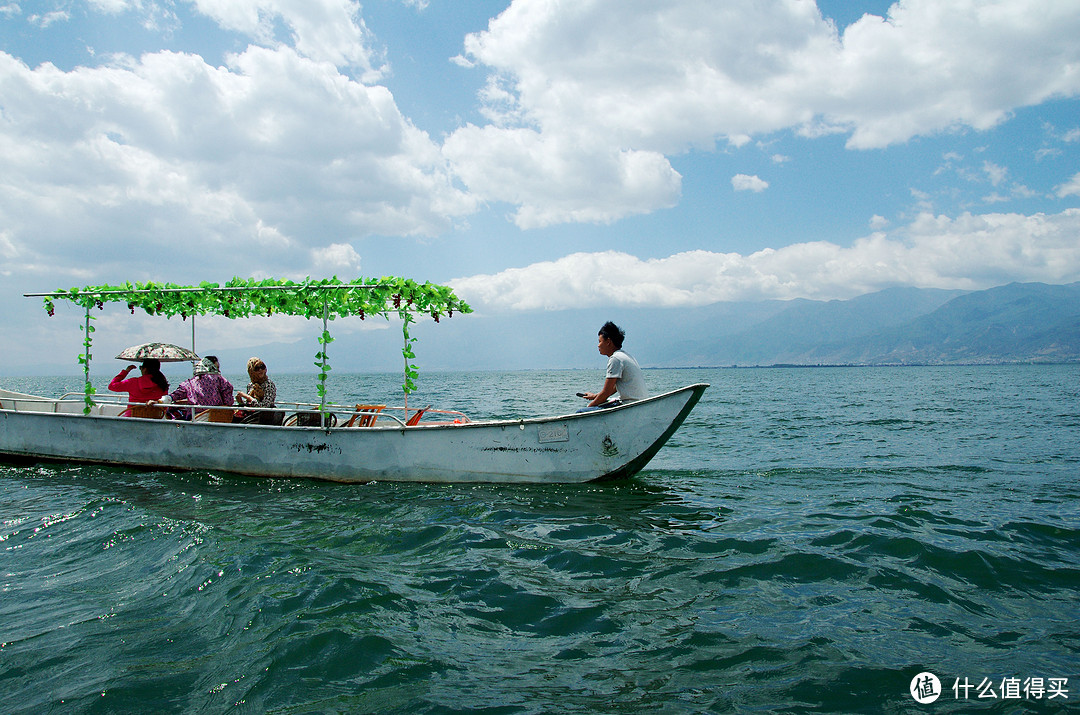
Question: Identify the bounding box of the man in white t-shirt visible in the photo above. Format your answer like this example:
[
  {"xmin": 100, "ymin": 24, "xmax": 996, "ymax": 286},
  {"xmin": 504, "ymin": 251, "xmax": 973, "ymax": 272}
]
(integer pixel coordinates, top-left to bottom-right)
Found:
[{"xmin": 581, "ymin": 321, "xmax": 649, "ymax": 410}]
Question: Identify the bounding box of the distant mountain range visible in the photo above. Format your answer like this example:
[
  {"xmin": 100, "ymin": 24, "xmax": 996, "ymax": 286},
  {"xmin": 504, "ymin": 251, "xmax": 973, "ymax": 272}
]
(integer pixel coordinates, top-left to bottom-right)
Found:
[
  {"xmin": 647, "ymin": 281, "xmax": 1080, "ymax": 366},
  {"xmin": 399, "ymin": 281, "xmax": 1080, "ymax": 370},
  {"xmin": 23, "ymin": 281, "xmax": 1078, "ymax": 377},
  {"xmin": 643, "ymin": 281, "xmax": 1080, "ymax": 367}
]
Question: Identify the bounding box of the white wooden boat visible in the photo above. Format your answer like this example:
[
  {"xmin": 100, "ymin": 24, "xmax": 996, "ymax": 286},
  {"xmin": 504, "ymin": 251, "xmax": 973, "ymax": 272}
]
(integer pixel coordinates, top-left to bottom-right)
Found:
[
  {"xmin": 0, "ymin": 384, "xmax": 707, "ymax": 483},
  {"xmin": 3, "ymin": 278, "xmax": 708, "ymax": 483}
]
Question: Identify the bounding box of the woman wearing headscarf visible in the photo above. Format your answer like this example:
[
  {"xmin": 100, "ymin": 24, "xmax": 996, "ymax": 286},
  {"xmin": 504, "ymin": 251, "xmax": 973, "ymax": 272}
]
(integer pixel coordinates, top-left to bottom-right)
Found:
[
  {"xmin": 236, "ymin": 357, "xmax": 279, "ymax": 423},
  {"xmin": 151, "ymin": 356, "xmax": 234, "ymax": 420},
  {"xmin": 108, "ymin": 359, "xmax": 169, "ymax": 415}
]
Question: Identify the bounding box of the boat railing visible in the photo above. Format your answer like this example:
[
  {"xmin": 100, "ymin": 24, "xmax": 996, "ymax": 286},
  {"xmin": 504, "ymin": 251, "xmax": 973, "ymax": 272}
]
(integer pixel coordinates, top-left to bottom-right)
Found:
[
  {"xmin": 0, "ymin": 391, "xmax": 127, "ymax": 416},
  {"xmin": 1, "ymin": 391, "xmax": 471, "ymax": 427},
  {"xmin": 146, "ymin": 401, "xmax": 468, "ymax": 428},
  {"xmin": 276, "ymin": 401, "xmax": 472, "ymax": 428},
  {"xmin": 59, "ymin": 391, "xmax": 127, "ymax": 402},
  {"xmin": 398, "ymin": 408, "xmax": 472, "ymax": 425}
]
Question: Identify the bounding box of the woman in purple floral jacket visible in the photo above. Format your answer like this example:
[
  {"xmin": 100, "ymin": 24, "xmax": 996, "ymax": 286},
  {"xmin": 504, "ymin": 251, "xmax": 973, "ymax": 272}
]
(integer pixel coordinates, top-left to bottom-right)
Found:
[{"xmin": 152, "ymin": 356, "xmax": 233, "ymax": 419}]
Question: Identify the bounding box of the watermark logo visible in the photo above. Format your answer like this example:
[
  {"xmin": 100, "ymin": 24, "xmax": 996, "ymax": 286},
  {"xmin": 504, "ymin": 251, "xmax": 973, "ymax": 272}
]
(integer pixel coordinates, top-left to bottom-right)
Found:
[
  {"xmin": 909, "ymin": 673, "xmax": 1069, "ymax": 703},
  {"xmin": 911, "ymin": 672, "xmax": 942, "ymax": 704}
]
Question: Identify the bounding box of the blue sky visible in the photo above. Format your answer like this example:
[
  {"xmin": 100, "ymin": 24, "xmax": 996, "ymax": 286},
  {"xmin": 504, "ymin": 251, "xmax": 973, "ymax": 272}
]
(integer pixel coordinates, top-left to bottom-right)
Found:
[{"xmin": 1, "ymin": 0, "xmax": 1079, "ymax": 373}]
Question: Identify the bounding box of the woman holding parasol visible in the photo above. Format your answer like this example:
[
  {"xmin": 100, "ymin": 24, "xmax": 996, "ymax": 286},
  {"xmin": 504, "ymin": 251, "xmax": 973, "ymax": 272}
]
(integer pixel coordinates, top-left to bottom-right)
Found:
[
  {"xmin": 108, "ymin": 342, "xmax": 197, "ymax": 416},
  {"xmin": 109, "ymin": 359, "xmax": 170, "ymax": 414}
]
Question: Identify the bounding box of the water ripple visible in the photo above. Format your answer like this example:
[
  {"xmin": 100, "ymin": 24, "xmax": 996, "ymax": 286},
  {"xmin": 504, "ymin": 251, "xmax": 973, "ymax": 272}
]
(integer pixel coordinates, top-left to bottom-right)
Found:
[{"xmin": 2, "ymin": 366, "xmax": 1079, "ymax": 713}]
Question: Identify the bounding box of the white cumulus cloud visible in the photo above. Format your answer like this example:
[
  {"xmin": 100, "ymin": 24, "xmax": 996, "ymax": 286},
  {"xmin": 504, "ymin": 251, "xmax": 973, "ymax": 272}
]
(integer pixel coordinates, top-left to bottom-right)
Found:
[
  {"xmin": 1056, "ymin": 172, "xmax": 1080, "ymax": 198},
  {"xmin": 312, "ymin": 242, "xmax": 362, "ymax": 273},
  {"xmin": 446, "ymin": 0, "xmax": 1080, "ymax": 223},
  {"xmin": 732, "ymin": 174, "xmax": 769, "ymax": 192},
  {"xmin": 442, "ymin": 126, "xmax": 680, "ymax": 228},
  {"xmin": 0, "ymin": 46, "xmax": 474, "ymax": 282},
  {"xmin": 452, "ymin": 209, "xmax": 1080, "ymax": 311},
  {"xmin": 189, "ymin": 0, "xmax": 382, "ymax": 78}
]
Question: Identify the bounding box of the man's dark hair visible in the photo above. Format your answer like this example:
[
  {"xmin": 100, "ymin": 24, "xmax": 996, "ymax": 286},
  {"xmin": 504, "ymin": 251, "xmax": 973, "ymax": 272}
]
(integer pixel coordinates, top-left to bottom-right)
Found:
[{"xmin": 598, "ymin": 321, "xmax": 625, "ymax": 349}]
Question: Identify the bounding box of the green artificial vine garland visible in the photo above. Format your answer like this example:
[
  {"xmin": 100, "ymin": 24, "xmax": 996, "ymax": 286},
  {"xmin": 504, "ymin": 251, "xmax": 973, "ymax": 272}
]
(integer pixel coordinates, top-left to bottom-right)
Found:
[{"xmin": 39, "ymin": 276, "xmax": 471, "ymax": 415}]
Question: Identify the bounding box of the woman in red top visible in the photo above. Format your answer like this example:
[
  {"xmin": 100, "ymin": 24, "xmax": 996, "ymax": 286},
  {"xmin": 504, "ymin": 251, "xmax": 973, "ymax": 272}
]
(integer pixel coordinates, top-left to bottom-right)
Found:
[{"xmin": 108, "ymin": 359, "xmax": 170, "ymax": 415}]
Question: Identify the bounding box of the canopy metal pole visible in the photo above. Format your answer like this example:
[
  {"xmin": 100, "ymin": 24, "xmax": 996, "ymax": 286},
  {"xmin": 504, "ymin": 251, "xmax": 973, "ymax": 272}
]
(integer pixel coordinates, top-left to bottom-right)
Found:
[
  {"xmin": 320, "ymin": 296, "xmax": 329, "ymax": 428},
  {"xmin": 83, "ymin": 305, "xmax": 92, "ymax": 414},
  {"xmin": 402, "ymin": 325, "xmax": 409, "ymax": 421},
  {"xmin": 191, "ymin": 315, "xmax": 197, "ymax": 373},
  {"xmin": 26, "ymin": 284, "xmax": 376, "ymax": 299}
]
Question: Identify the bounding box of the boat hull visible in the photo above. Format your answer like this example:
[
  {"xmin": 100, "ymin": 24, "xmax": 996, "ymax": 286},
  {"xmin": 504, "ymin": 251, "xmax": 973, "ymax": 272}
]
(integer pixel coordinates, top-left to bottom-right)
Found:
[{"xmin": 0, "ymin": 384, "xmax": 707, "ymax": 484}]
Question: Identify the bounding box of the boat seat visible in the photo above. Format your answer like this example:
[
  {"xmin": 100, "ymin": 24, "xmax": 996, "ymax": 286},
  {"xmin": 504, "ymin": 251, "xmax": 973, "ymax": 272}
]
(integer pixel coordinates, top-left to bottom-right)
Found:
[
  {"xmin": 239, "ymin": 410, "xmax": 284, "ymax": 425},
  {"xmin": 406, "ymin": 406, "xmax": 432, "ymax": 426},
  {"xmin": 284, "ymin": 412, "xmax": 338, "ymax": 428},
  {"xmin": 194, "ymin": 408, "xmax": 235, "ymax": 423},
  {"xmin": 209, "ymin": 408, "xmax": 234, "ymax": 423},
  {"xmin": 129, "ymin": 404, "xmax": 165, "ymax": 419},
  {"xmin": 345, "ymin": 404, "xmax": 385, "ymax": 428}
]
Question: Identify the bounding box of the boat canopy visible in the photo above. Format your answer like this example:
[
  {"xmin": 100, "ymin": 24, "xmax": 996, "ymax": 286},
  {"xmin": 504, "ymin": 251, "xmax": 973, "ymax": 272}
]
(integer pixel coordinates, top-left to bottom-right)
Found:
[
  {"xmin": 28, "ymin": 276, "xmax": 471, "ymax": 414},
  {"xmin": 34, "ymin": 276, "xmax": 469, "ymax": 322}
]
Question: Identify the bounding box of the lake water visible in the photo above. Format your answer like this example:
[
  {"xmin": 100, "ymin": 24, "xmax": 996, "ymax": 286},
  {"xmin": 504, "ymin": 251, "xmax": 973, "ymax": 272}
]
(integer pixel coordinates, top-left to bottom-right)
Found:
[{"xmin": 2, "ymin": 366, "xmax": 1078, "ymax": 713}]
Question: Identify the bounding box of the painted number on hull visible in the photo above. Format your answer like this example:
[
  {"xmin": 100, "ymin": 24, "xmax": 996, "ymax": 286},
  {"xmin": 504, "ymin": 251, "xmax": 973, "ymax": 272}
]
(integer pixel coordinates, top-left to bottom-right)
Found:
[{"xmin": 537, "ymin": 424, "xmax": 569, "ymax": 443}]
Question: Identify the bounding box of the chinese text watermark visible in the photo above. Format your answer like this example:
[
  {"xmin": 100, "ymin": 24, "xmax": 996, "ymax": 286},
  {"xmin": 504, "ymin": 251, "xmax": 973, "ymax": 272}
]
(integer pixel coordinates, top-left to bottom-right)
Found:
[{"xmin": 910, "ymin": 672, "xmax": 1069, "ymax": 704}]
